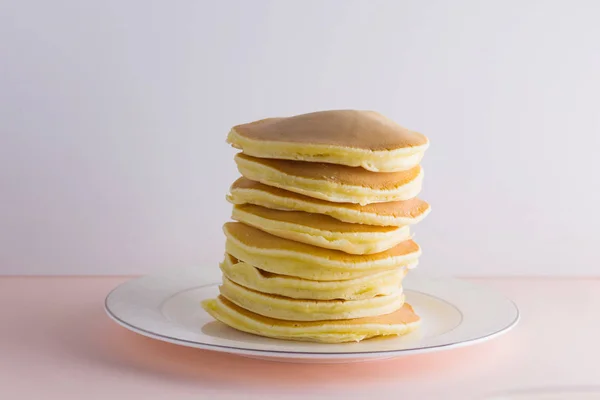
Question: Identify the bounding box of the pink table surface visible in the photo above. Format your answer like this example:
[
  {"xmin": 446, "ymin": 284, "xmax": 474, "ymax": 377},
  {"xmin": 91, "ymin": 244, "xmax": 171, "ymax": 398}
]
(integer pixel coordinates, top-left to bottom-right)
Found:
[{"xmin": 0, "ymin": 277, "xmax": 599, "ymax": 399}]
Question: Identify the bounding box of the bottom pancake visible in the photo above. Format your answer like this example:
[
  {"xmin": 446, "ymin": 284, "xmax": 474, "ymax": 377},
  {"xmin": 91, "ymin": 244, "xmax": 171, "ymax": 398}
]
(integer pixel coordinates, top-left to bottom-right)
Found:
[{"xmin": 202, "ymin": 296, "xmax": 421, "ymax": 343}]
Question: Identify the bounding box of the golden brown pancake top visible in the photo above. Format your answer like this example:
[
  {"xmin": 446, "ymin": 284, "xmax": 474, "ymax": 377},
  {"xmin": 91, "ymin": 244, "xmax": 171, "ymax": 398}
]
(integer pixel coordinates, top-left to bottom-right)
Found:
[
  {"xmin": 231, "ymin": 178, "xmax": 430, "ymax": 218},
  {"xmin": 234, "ymin": 204, "xmax": 398, "ymax": 233},
  {"xmin": 224, "ymin": 222, "xmax": 419, "ymax": 262},
  {"xmin": 218, "ymin": 296, "xmax": 420, "ymax": 326},
  {"xmin": 236, "ymin": 154, "xmax": 421, "ymax": 190},
  {"xmin": 231, "ymin": 110, "xmax": 428, "ymax": 151}
]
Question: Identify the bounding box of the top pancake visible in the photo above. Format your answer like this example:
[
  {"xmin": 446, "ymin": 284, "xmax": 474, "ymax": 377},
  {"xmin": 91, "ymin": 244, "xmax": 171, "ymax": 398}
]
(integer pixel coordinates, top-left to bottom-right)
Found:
[
  {"xmin": 227, "ymin": 110, "xmax": 429, "ymax": 172},
  {"xmin": 230, "ymin": 110, "xmax": 427, "ymax": 150}
]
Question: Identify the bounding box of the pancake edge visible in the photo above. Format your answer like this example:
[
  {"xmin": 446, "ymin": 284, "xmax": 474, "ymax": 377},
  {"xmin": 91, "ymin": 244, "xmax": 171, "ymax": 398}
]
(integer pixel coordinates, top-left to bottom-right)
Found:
[
  {"xmin": 235, "ymin": 155, "xmax": 424, "ymax": 205},
  {"xmin": 231, "ymin": 205, "xmax": 411, "ymax": 255},
  {"xmin": 219, "ymin": 277, "xmax": 406, "ymax": 321},
  {"xmin": 227, "ymin": 186, "xmax": 431, "ymax": 226},
  {"xmin": 202, "ymin": 297, "xmax": 421, "ymax": 343},
  {"xmin": 228, "ymin": 128, "xmax": 429, "ymax": 172},
  {"xmin": 220, "ymin": 255, "xmax": 407, "ymax": 300}
]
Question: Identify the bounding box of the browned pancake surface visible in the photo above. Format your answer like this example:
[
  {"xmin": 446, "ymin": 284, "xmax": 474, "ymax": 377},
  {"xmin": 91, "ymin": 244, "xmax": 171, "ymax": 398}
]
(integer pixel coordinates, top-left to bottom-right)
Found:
[
  {"xmin": 235, "ymin": 204, "xmax": 397, "ymax": 233},
  {"xmin": 232, "ymin": 110, "xmax": 428, "ymax": 151},
  {"xmin": 236, "ymin": 154, "xmax": 421, "ymax": 190},
  {"xmin": 231, "ymin": 178, "xmax": 430, "ymax": 218},
  {"xmin": 224, "ymin": 222, "xmax": 419, "ymax": 262}
]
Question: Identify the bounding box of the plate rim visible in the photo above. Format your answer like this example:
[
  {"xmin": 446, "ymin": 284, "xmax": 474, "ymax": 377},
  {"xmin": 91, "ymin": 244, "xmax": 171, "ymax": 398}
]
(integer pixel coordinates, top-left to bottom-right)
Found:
[{"xmin": 104, "ymin": 272, "xmax": 520, "ymax": 359}]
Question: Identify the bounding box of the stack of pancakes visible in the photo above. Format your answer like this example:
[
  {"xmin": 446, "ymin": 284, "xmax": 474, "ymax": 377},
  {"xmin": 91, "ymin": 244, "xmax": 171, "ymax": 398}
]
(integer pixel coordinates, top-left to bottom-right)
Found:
[{"xmin": 202, "ymin": 110, "xmax": 430, "ymax": 343}]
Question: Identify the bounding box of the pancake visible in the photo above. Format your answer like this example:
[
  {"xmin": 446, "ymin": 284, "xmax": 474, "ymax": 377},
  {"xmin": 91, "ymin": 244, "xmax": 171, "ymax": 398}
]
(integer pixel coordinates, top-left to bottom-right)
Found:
[
  {"xmin": 220, "ymin": 254, "xmax": 407, "ymax": 300},
  {"xmin": 202, "ymin": 296, "xmax": 421, "ymax": 343},
  {"xmin": 231, "ymin": 204, "xmax": 411, "ymax": 254},
  {"xmin": 234, "ymin": 153, "xmax": 423, "ymax": 205},
  {"xmin": 224, "ymin": 222, "xmax": 420, "ymax": 281},
  {"xmin": 228, "ymin": 178, "xmax": 431, "ymax": 226},
  {"xmin": 227, "ymin": 110, "xmax": 429, "ymax": 172},
  {"xmin": 219, "ymin": 276, "xmax": 405, "ymax": 321}
]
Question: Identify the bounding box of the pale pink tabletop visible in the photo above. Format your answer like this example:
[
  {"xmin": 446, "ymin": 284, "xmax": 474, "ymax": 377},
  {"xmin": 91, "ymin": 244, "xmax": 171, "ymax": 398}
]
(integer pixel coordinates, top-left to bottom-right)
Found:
[{"xmin": 0, "ymin": 277, "xmax": 598, "ymax": 399}]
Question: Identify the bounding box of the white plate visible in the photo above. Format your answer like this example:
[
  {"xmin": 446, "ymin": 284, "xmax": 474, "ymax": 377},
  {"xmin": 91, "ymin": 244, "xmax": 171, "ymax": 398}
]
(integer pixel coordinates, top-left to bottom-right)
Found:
[{"xmin": 105, "ymin": 268, "xmax": 519, "ymax": 363}]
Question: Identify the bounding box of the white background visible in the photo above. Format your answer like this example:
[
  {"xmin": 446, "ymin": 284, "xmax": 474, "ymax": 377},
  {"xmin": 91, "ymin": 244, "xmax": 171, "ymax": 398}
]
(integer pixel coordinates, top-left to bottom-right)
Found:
[{"xmin": 1, "ymin": 0, "xmax": 599, "ymax": 276}]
